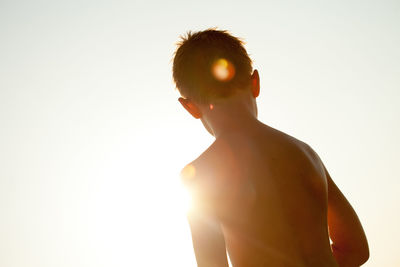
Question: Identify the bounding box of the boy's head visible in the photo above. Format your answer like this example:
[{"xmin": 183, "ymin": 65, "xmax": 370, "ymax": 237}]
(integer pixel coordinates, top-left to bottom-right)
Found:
[{"xmin": 173, "ymin": 29, "xmax": 254, "ymax": 106}]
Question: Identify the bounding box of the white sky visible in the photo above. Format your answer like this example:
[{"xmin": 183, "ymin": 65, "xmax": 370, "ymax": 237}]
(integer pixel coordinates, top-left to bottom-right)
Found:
[{"xmin": 0, "ymin": 0, "xmax": 399, "ymax": 266}]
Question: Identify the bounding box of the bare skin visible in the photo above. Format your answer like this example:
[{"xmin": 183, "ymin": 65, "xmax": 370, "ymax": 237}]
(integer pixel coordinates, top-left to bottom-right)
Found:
[{"xmin": 179, "ymin": 70, "xmax": 369, "ymax": 267}]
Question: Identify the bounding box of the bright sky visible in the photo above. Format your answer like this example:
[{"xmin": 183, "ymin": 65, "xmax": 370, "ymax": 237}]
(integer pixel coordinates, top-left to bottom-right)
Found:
[{"xmin": 0, "ymin": 0, "xmax": 399, "ymax": 266}]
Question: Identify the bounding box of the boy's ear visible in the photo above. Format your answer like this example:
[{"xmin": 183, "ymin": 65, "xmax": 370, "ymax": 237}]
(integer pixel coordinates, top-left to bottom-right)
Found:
[
  {"xmin": 178, "ymin": 97, "xmax": 202, "ymax": 119},
  {"xmin": 251, "ymin": 69, "xmax": 260, "ymax": 98}
]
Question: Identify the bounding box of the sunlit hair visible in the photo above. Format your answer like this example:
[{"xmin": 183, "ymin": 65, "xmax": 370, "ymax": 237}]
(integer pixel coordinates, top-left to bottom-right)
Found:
[{"xmin": 173, "ymin": 29, "xmax": 253, "ymax": 104}]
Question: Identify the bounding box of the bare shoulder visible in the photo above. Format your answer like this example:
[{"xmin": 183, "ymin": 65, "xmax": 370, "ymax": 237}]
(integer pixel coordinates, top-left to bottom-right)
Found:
[
  {"xmin": 264, "ymin": 125, "xmax": 327, "ymax": 178},
  {"xmin": 180, "ymin": 139, "xmax": 227, "ymax": 189},
  {"xmin": 183, "ymin": 137, "xmax": 231, "ymax": 169},
  {"xmin": 299, "ymin": 141, "xmax": 326, "ymax": 176},
  {"xmin": 180, "ymin": 140, "xmax": 230, "ymax": 214},
  {"xmin": 268, "ymin": 125, "xmax": 319, "ymax": 156}
]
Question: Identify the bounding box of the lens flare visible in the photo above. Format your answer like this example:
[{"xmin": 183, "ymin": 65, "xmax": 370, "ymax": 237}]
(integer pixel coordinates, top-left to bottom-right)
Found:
[
  {"xmin": 212, "ymin": 58, "xmax": 235, "ymax": 82},
  {"xmin": 180, "ymin": 164, "xmax": 196, "ymax": 181},
  {"xmin": 179, "ymin": 164, "xmax": 196, "ymax": 213}
]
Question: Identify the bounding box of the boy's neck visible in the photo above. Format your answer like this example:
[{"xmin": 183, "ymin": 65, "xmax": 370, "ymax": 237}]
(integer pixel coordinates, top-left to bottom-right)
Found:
[{"xmin": 202, "ymin": 100, "xmax": 260, "ymax": 139}]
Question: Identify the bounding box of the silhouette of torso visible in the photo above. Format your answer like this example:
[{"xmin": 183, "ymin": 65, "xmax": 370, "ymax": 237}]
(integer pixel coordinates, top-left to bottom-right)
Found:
[{"xmin": 188, "ymin": 123, "xmax": 338, "ymax": 267}]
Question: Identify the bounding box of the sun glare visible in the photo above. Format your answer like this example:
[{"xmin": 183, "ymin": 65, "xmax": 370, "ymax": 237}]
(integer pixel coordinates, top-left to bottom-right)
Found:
[
  {"xmin": 181, "ymin": 164, "xmax": 196, "ymax": 181},
  {"xmin": 212, "ymin": 58, "xmax": 235, "ymax": 82},
  {"xmin": 179, "ymin": 164, "xmax": 196, "ymax": 212},
  {"xmin": 177, "ymin": 180, "xmax": 194, "ymax": 213}
]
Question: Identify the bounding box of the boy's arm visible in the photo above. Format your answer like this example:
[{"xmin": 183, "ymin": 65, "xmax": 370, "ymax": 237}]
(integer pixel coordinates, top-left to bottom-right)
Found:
[
  {"xmin": 187, "ymin": 211, "xmax": 229, "ymax": 267},
  {"xmin": 181, "ymin": 163, "xmax": 229, "ymax": 267},
  {"xmin": 324, "ymin": 164, "xmax": 369, "ymax": 266}
]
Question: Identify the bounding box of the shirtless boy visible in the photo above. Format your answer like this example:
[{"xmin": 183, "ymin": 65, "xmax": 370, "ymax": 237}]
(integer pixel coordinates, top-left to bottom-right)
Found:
[{"xmin": 173, "ymin": 29, "xmax": 369, "ymax": 267}]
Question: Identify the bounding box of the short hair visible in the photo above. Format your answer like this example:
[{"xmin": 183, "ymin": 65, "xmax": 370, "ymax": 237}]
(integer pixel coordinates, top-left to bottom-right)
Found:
[{"xmin": 172, "ymin": 29, "xmax": 253, "ymax": 104}]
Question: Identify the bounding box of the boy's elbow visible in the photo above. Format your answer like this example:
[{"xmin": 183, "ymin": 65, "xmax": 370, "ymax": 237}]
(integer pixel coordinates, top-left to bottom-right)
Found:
[
  {"xmin": 351, "ymin": 249, "xmax": 369, "ymax": 267},
  {"xmin": 332, "ymin": 242, "xmax": 370, "ymax": 266},
  {"xmin": 334, "ymin": 247, "xmax": 369, "ymax": 266},
  {"xmin": 353, "ymin": 249, "xmax": 369, "ymax": 266},
  {"xmin": 358, "ymin": 244, "xmax": 370, "ymax": 265},
  {"xmin": 356, "ymin": 235, "xmax": 370, "ymax": 265}
]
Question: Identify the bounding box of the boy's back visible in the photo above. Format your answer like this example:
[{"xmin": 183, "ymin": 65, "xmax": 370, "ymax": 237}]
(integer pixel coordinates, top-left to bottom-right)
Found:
[
  {"xmin": 185, "ymin": 122, "xmax": 338, "ymax": 266},
  {"xmin": 173, "ymin": 29, "xmax": 368, "ymax": 266}
]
